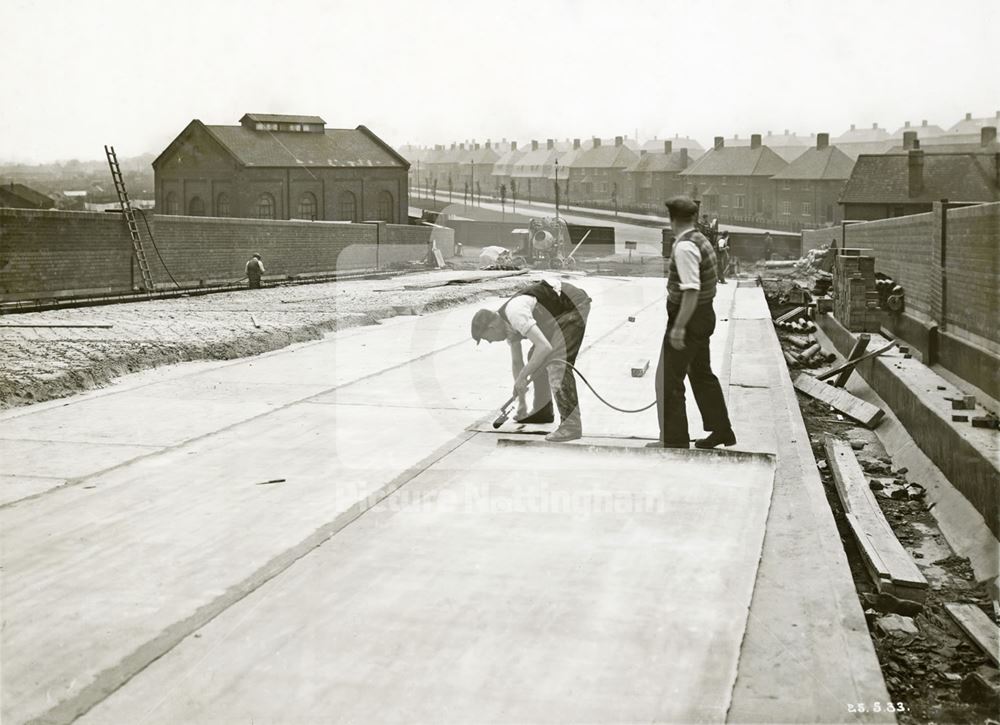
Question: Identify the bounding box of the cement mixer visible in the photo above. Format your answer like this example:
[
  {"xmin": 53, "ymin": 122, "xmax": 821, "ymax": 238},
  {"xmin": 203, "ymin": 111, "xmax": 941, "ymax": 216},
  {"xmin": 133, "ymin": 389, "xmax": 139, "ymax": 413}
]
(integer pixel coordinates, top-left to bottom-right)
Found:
[{"xmin": 523, "ymin": 217, "xmax": 571, "ymax": 269}]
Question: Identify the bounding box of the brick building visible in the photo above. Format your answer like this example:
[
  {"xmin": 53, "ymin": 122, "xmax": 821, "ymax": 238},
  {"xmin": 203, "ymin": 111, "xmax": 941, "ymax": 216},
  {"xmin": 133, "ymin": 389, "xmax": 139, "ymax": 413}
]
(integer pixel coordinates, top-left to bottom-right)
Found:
[
  {"xmin": 840, "ymin": 146, "xmax": 1000, "ymax": 221},
  {"xmin": 0, "ymin": 182, "xmax": 55, "ymax": 210},
  {"xmin": 154, "ymin": 114, "xmax": 409, "ymax": 223},
  {"xmin": 678, "ymin": 135, "xmax": 788, "ymax": 224},
  {"xmin": 567, "ymin": 136, "xmax": 639, "ymax": 205},
  {"xmin": 770, "ymin": 133, "xmax": 855, "ymax": 227},
  {"xmin": 623, "ymin": 141, "xmax": 691, "ymax": 210},
  {"xmin": 510, "ymin": 140, "xmax": 560, "ymax": 203}
]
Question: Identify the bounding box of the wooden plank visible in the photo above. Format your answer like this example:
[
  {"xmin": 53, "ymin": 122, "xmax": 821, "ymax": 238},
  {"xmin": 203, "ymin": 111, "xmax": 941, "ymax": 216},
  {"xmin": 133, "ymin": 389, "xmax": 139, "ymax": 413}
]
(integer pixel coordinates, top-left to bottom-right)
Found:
[
  {"xmin": 824, "ymin": 437, "xmax": 928, "ymax": 601},
  {"xmin": 834, "ymin": 334, "xmax": 871, "ymax": 387},
  {"xmin": 0, "ymin": 322, "xmax": 113, "ymax": 329},
  {"xmin": 945, "ymin": 603, "xmax": 1000, "ymax": 666},
  {"xmin": 816, "ymin": 340, "xmax": 896, "ymax": 381},
  {"xmin": 795, "ymin": 374, "xmax": 885, "ymax": 428},
  {"xmin": 630, "ymin": 359, "xmax": 650, "ymax": 378}
]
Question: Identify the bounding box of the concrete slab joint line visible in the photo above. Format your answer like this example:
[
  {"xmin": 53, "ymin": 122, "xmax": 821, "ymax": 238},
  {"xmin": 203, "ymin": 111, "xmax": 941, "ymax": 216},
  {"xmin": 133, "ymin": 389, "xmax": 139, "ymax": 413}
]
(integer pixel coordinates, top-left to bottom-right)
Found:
[
  {"xmin": 22, "ymin": 430, "xmax": 478, "ymax": 725},
  {"xmin": 0, "ymin": 326, "xmax": 477, "ymax": 511}
]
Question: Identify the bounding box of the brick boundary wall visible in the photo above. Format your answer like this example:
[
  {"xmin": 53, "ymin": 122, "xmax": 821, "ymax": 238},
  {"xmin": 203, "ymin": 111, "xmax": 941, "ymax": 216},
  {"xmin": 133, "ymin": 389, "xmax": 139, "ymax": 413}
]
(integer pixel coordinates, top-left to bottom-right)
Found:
[
  {"xmin": 0, "ymin": 208, "xmax": 135, "ymax": 300},
  {"xmin": 0, "ymin": 209, "xmax": 444, "ymax": 302},
  {"xmin": 835, "ymin": 202, "xmax": 999, "ymax": 399}
]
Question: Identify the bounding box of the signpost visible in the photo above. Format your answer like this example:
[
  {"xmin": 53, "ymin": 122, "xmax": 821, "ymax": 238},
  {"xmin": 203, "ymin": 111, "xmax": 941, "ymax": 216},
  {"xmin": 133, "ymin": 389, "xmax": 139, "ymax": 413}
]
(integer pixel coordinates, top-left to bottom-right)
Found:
[{"xmin": 625, "ymin": 240, "xmax": 637, "ymax": 264}]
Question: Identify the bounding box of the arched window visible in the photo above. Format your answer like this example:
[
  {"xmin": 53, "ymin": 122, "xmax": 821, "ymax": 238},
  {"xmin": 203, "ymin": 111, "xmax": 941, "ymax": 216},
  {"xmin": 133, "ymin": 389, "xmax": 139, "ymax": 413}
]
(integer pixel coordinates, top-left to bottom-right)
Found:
[
  {"xmin": 188, "ymin": 196, "xmax": 205, "ymax": 216},
  {"xmin": 337, "ymin": 191, "xmax": 357, "ymax": 222},
  {"xmin": 216, "ymin": 193, "xmax": 230, "ymax": 217},
  {"xmin": 377, "ymin": 190, "xmax": 394, "ymax": 223},
  {"xmin": 256, "ymin": 193, "xmax": 275, "ymax": 220},
  {"xmin": 165, "ymin": 192, "xmax": 179, "ymax": 215},
  {"xmin": 297, "ymin": 192, "xmax": 317, "ymax": 220}
]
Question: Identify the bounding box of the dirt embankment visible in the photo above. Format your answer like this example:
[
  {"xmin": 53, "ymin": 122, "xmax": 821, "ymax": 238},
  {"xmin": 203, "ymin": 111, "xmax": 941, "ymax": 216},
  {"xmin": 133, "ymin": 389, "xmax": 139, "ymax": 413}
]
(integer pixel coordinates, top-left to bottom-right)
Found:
[{"xmin": 0, "ymin": 271, "xmax": 531, "ymax": 410}]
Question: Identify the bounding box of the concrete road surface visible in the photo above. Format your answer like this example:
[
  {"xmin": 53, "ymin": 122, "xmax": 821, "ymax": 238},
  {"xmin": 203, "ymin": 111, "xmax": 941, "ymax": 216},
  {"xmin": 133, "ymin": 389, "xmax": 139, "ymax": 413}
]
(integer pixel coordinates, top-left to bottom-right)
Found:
[{"xmin": 0, "ymin": 276, "xmax": 892, "ymax": 724}]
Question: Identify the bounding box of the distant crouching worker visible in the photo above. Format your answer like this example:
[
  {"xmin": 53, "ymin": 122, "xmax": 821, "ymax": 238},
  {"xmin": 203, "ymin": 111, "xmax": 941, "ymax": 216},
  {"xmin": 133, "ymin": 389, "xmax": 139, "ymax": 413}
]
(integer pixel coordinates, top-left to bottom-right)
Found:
[
  {"xmin": 246, "ymin": 253, "xmax": 265, "ymax": 289},
  {"xmin": 652, "ymin": 196, "xmax": 736, "ymax": 449},
  {"xmin": 471, "ymin": 279, "xmax": 592, "ymax": 442}
]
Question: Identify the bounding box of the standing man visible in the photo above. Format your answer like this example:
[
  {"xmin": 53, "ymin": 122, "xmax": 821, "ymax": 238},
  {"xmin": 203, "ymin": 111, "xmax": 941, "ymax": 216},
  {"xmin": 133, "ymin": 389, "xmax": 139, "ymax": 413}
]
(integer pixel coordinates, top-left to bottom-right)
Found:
[
  {"xmin": 471, "ymin": 279, "xmax": 592, "ymax": 442},
  {"xmin": 763, "ymin": 232, "xmax": 774, "ymax": 262},
  {"xmin": 651, "ymin": 196, "xmax": 736, "ymax": 449},
  {"xmin": 246, "ymin": 253, "xmax": 265, "ymax": 289},
  {"xmin": 717, "ymin": 231, "xmax": 731, "ymax": 284}
]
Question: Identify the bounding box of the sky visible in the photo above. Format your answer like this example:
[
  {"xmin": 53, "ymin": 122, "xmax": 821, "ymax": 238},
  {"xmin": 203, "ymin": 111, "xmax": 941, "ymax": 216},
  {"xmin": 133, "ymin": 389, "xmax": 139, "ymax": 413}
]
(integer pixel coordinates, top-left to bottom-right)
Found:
[{"xmin": 1, "ymin": 0, "xmax": 998, "ymax": 163}]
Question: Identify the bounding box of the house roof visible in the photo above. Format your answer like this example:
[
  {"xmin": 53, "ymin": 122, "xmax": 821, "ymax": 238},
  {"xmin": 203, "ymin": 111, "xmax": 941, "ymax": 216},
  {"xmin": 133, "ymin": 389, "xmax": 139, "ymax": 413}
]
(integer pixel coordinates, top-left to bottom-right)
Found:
[
  {"xmin": 891, "ymin": 121, "xmax": 946, "ymax": 138},
  {"xmin": 492, "ymin": 148, "xmax": 527, "ymax": 175},
  {"xmin": 642, "ymin": 136, "xmax": 705, "ymax": 151},
  {"xmin": 156, "ymin": 120, "xmax": 407, "ymax": 169},
  {"xmin": 0, "ymin": 182, "xmax": 55, "ymax": 208},
  {"xmin": 888, "ymin": 138, "xmax": 1000, "ymax": 154},
  {"xmin": 625, "ymin": 151, "xmax": 691, "ymax": 174},
  {"xmin": 511, "ymin": 148, "xmax": 559, "ymax": 176},
  {"xmin": 679, "ymin": 146, "xmax": 788, "ymax": 177},
  {"xmin": 832, "ymin": 140, "xmax": 897, "ymax": 159},
  {"xmin": 840, "ymin": 153, "xmax": 1000, "ymax": 204},
  {"xmin": 834, "ymin": 125, "xmax": 892, "ymax": 143},
  {"xmin": 771, "ymin": 146, "xmax": 856, "ymax": 180},
  {"xmin": 948, "ymin": 112, "xmax": 1000, "ymax": 134},
  {"xmin": 569, "ymin": 144, "xmax": 639, "ymax": 169},
  {"xmin": 241, "ymin": 113, "xmax": 326, "ymax": 125}
]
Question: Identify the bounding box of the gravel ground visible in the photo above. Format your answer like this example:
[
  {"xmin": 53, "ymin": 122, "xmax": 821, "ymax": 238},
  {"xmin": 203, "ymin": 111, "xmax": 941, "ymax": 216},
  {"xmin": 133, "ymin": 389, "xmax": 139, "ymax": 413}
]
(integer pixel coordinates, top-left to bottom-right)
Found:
[{"xmin": 0, "ymin": 269, "xmax": 532, "ymax": 410}]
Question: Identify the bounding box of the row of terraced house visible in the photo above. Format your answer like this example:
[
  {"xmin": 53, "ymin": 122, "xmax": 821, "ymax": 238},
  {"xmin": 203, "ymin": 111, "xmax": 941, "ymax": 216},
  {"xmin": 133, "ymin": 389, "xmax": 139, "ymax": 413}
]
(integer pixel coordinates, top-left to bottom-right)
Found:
[{"xmin": 400, "ymin": 111, "xmax": 1000, "ymax": 230}]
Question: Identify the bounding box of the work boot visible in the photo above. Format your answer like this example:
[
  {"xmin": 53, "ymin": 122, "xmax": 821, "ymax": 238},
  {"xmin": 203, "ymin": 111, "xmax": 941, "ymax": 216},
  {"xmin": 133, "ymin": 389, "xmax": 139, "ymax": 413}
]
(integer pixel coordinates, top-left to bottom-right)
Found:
[
  {"xmin": 514, "ymin": 401, "xmax": 554, "ymax": 424},
  {"xmin": 546, "ymin": 426, "xmax": 582, "ymax": 443},
  {"xmin": 694, "ymin": 429, "xmax": 737, "ymax": 449}
]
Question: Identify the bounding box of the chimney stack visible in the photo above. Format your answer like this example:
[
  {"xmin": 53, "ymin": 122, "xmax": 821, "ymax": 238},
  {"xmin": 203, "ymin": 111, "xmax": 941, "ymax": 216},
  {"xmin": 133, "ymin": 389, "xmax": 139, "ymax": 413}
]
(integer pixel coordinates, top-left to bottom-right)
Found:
[
  {"xmin": 817, "ymin": 133, "xmax": 829, "ymax": 150},
  {"xmin": 908, "ymin": 149, "xmax": 925, "ymax": 197},
  {"xmin": 903, "ymin": 131, "xmax": 918, "ymax": 150},
  {"xmin": 474, "ymin": 143, "xmax": 480, "ymax": 150},
  {"xmin": 615, "ymin": 136, "xmax": 623, "ymax": 147},
  {"xmin": 547, "ymin": 139, "xmax": 554, "ymax": 150},
  {"xmin": 921, "ymin": 120, "xmax": 928, "ymax": 128},
  {"xmin": 872, "ymin": 123, "xmax": 879, "ymax": 130},
  {"xmin": 680, "ymin": 148, "xmax": 689, "ymax": 166},
  {"xmin": 750, "ymin": 134, "xmax": 762, "ymax": 149},
  {"xmin": 714, "ymin": 136, "xmax": 724, "ymax": 151},
  {"xmin": 573, "ymin": 138, "xmax": 581, "ymax": 149},
  {"xmin": 664, "ymin": 140, "xmax": 672, "ymax": 154},
  {"xmin": 850, "ymin": 124, "xmax": 856, "ymax": 131},
  {"xmin": 966, "ymin": 112, "xmax": 973, "ymax": 120},
  {"xmin": 983, "ymin": 126, "xmax": 998, "ymax": 146},
  {"xmin": 531, "ymin": 140, "xmax": 539, "ymax": 151},
  {"xmin": 485, "ymin": 140, "xmax": 491, "ymax": 149},
  {"xmin": 511, "ymin": 141, "xmax": 517, "ymax": 150},
  {"xmin": 904, "ymin": 121, "xmax": 911, "ymax": 129},
  {"xmin": 593, "ymin": 137, "xmax": 601, "ymax": 147}
]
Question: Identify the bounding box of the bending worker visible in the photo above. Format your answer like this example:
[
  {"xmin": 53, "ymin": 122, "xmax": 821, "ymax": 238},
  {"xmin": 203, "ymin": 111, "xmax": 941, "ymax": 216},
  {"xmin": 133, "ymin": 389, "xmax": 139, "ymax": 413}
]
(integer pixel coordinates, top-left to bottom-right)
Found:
[
  {"xmin": 652, "ymin": 196, "xmax": 736, "ymax": 449},
  {"xmin": 471, "ymin": 279, "xmax": 592, "ymax": 442}
]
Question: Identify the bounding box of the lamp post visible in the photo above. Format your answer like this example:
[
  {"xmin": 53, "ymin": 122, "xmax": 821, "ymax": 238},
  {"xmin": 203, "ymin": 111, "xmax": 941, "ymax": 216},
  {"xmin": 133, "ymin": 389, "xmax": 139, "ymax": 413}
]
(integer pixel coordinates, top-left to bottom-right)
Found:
[{"xmin": 554, "ymin": 159, "xmax": 560, "ymax": 220}]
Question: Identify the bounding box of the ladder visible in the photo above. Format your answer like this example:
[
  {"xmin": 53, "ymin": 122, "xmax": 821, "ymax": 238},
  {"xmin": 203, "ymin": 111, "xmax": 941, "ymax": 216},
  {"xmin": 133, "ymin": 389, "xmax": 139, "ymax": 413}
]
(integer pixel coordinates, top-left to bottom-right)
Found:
[{"xmin": 105, "ymin": 145, "xmax": 154, "ymax": 292}]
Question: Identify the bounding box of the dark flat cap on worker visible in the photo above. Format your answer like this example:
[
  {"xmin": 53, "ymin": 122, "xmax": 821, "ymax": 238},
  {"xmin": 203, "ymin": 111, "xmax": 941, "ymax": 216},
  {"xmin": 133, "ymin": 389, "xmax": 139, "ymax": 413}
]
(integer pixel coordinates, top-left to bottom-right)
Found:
[
  {"xmin": 471, "ymin": 308, "xmax": 497, "ymax": 344},
  {"xmin": 664, "ymin": 195, "xmax": 699, "ymax": 219},
  {"xmin": 252, "ymin": 253, "xmax": 262, "ymax": 259}
]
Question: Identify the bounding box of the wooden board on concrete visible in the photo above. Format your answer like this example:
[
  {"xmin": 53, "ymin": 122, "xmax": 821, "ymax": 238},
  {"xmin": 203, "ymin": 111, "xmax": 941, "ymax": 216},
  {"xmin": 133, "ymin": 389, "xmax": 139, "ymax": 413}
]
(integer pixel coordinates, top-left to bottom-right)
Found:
[
  {"xmin": 816, "ymin": 340, "xmax": 895, "ymax": 381},
  {"xmin": 834, "ymin": 333, "xmax": 870, "ymax": 387},
  {"xmin": 795, "ymin": 374, "xmax": 885, "ymax": 428},
  {"xmin": 824, "ymin": 436, "xmax": 928, "ymax": 602},
  {"xmin": 945, "ymin": 603, "xmax": 1000, "ymax": 666}
]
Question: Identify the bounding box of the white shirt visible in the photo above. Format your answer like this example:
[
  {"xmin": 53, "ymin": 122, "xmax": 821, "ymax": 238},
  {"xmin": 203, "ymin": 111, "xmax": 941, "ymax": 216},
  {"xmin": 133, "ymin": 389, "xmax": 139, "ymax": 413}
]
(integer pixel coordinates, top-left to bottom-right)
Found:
[
  {"xmin": 505, "ymin": 278, "xmax": 563, "ymax": 336},
  {"xmin": 673, "ymin": 239, "xmax": 702, "ymax": 291}
]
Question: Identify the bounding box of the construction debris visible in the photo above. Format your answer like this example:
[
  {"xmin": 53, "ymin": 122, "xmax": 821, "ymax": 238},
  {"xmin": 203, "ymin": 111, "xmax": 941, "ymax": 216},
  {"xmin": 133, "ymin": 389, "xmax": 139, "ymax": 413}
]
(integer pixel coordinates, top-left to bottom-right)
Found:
[
  {"xmin": 815, "ymin": 340, "xmax": 896, "ymax": 382},
  {"xmin": 946, "ymin": 603, "xmax": 1000, "ymax": 666},
  {"xmin": 877, "ymin": 614, "xmax": 920, "ymax": 637},
  {"xmin": 630, "ymin": 359, "xmax": 650, "ymax": 378},
  {"xmin": 823, "ymin": 436, "xmax": 928, "ymax": 602},
  {"xmin": 795, "ymin": 374, "xmax": 885, "ymax": 428}
]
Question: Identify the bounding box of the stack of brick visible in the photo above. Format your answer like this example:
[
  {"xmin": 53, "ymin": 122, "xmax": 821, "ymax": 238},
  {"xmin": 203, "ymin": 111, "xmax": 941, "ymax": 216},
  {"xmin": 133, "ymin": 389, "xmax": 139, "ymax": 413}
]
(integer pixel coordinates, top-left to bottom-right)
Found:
[{"xmin": 833, "ymin": 251, "xmax": 881, "ymax": 332}]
